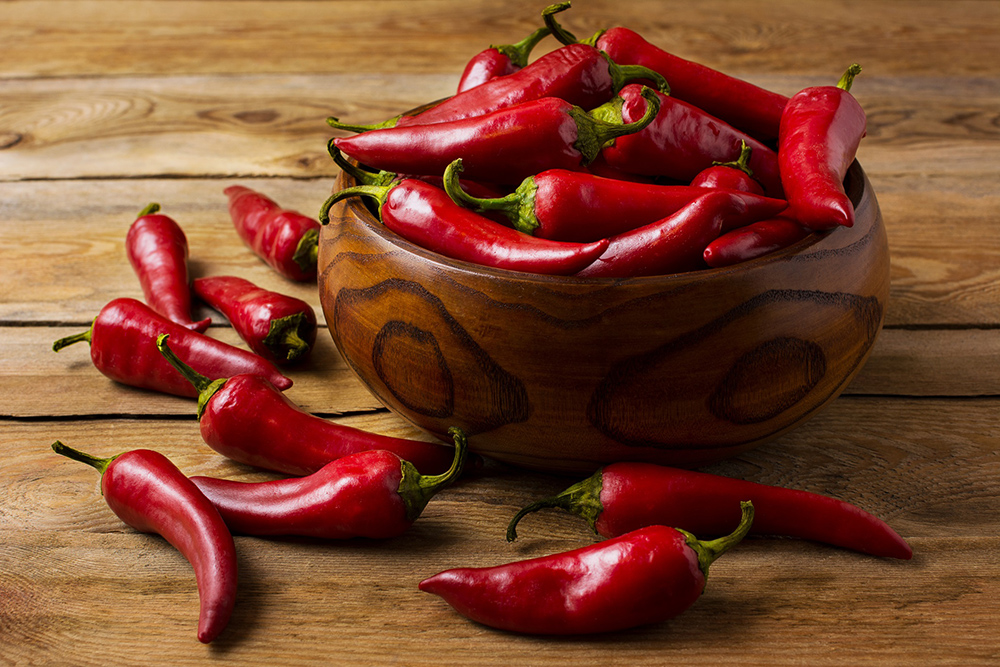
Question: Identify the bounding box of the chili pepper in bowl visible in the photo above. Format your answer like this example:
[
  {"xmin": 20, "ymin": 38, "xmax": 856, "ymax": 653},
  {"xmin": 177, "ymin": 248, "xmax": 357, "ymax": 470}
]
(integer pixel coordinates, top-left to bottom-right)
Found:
[
  {"xmin": 457, "ymin": 26, "xmax": 552, "ymax": 93},
  {"xmin": 189, "ymin": 428, "xmax": 467, "ymax": 539},
  {"xmin": 507, "ymin": 462, "xmax": 912, "ymax": 560},
  {"xmin": 703, "ymin": 217, "xmax": 812, "ymax": 268},
  {"xmin": 690, "ymin": 140, "xmax": 765, "ymax": 195},
  {"xmin": 52, "ymin": 298, "xmax": 292, "ymax": 397},
  {"xmin": 51, "ymin": 441, "xmax": 237, "ymax": 643},
  {"xmin": 192, "ymin": 275, "xmax": 316, "ymax": 365},
  {"xmin": 420, "ymin": 500, "xmax": 753, "ymax": 634},
  {"xmin": 224, "ymin": 185, "xmax": 320, "ymax": 281},
  {"xmin": 156, "ymin": 334, "xmax": 457, "ymax": 475},
  {"xmin": 125, "ymin": 203, "xmax": 210, "ymax": 332}
]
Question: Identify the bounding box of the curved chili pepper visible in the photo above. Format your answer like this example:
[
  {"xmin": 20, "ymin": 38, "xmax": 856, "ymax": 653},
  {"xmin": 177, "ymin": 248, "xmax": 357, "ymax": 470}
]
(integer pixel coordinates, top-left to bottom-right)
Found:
[
  {"xmin": 456, "ymin": 26, "xmax": 552, "ymax": 93},
  {"xmin": 156, "ymin": 334, "xmax": 457, "ymax": 476},
  {"xmin": 420, "ymin": 501, "xmax": 753, "ymax": 634},
  {"xmin": 224, "ymin": 185, "xmax": 320, "ymax": 281},
  {"xmin": 690, "ymin": 140, "xmax": 765, "ymax": 195},
  {"xmin": 703, "ymin": 217, "xmax": 811, "ymax": 268},
  {"xmin": 778, "ymin": 64, "xmax": 866, "ymax": 230},
  {"xmin": 595, "ymin": 83, "xmax": 784, "ymax": 197},
  {"xmin": 575, "ymin": 189, "xmax": 787, "ymax": 278},
  {"xmin": 52, "ymin": 297, "xmax": 292, "ymax": 397},
  {"xmin": 192, "ymin": 275, "xmax": 316, "ymax": 365},
  {"xmin": 188, "ymin": 428, "xmax": 467, "ymax": 539},
  {"xmin": 507, "ymin": 462, "xmax": 912, "ymax": 560},
  {"xmin": 320, "ymin": 172, "xmax": 609, "ymax": 275},
  {"xmin": 544, "ymin": 1, "xmax": 788, "ymax": 141},
  {"xmin": 51, "ymin": 441, "xmax": 237, "ymax": 643},
  {"xmin": 125, "ymin": 203, "xmax": 210, "ymax": 332},
  {"xmin": 331, "ymin": 87, "xmax": 661, "ymax": 185}
]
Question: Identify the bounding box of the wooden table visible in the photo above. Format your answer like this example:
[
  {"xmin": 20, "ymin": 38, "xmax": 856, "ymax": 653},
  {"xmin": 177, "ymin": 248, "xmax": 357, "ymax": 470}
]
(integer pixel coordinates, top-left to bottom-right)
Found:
[{"xmin": 2, "ymin": 1, "xmax": 998, "ymax": 664}]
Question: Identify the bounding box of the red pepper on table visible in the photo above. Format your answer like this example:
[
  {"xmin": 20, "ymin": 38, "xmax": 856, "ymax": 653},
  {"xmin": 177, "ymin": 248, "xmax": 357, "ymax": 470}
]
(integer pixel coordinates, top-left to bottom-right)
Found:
[
  {"xmin": 331, "ymin": 87, "xmax": 661, "ymax": 185},
  {"xmin": 456, "ymin": 26, "xmax": 552, "ymax": 93},
  {"xmin": 420, "ymin": 501, "xmax": 754, "ymax": 634},
  {"xmin": 689, "ymin": 140, "xmax": 765, "ymax": 195},
  {"xmin": 52, "ymin": 297, "xmax": 292, "ymax": 397},
  {"xmin": 189, "ymin": 428, "xmax": 467, "ymax": 539},
  {"xmin": 156, "ymin": 334, "xmax": 457, "ymax": 476},
  {"xmin": 192, "ymin": 275, "xmax": 316, "ymax": 365},
  {"xmin": 51, "ymin": 441, "xmax": 237, "ymax": 644},
  {"xmin": 224, "ymin": 185, "xmax": 320, "ymax": 281},
  {"xmin": 778, "ymin": 64, "xmax": 867, "ymax": 230},
  {"xmin": 703, "ymin": 217, "xmax": 812, "ymax": 268},
  {"xmin": 507, "ymin": 462, "xmax": 912, "ymax": 560},
  {"xmin": 125, "ymin": 203, "xmax": 210, "ymax": 332}
]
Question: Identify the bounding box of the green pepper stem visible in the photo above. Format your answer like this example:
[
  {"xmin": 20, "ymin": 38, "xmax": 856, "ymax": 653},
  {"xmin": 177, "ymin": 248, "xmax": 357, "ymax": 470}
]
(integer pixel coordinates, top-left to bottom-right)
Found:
[
  {"xmin": 711, "ymin": 139, "xmax": 755, "ymax": 178},
  {"xmin": 605, "ymin": 53, "xmax": 670, "ymax": 95},
  {"xmin": 571, "ymin": 85, "xmax": 661, "ymax": 164},
  {"xmin": 262, "ymin": 312, "xmax": 313, "ymax": 363},
  {"xmin": 542, "ymin": 1, "xmax": 603, "ymax": 47},
  {"xmin": 398, "ymin": 427, "xmax": 469, "ymax": 523},
  {"xmin": 327, "ymin": 141, "xmax": 399, "ymax": 188},
  {"xmin": 292, "ymin": 227, "xmax": 319, "ymax": 273},
  {"xmin": 137, "ymin": 203, "xmax": 161, "ymax": 217},
  {"xmin": 327, "ymin": 115, "xmax": 401, "ymax": 133},
  {"xmin": 837, "ymin": 63, "xmax": 863, "ymax": 92},
  {"xmin": 442, "ymin": 159, "xmax": 539, "ymax": 235},
  {"xmin": 51, "ymin": 440, "xmax": 117, "ymax": 475},
  {"xmin": 494, "ymin": 26, "xmax": 552, "ymax": 69},
  {"xmin": 682, "ymin": 500, "xmax": 755, "ymax": 579},
  {"xmin": 52, "ymin": 324, "xmax": 94, "ymax": 352},
  {"xmin": 155, "ymin": 334, "xmax": 228, "ymax": 419},
  {"xmin": 506, "ymin": 469, "xmax": 605, "ymax": 542},
  {"xmin": 318, "ymin": 183, "xmax": 391, "ymax": 225}
]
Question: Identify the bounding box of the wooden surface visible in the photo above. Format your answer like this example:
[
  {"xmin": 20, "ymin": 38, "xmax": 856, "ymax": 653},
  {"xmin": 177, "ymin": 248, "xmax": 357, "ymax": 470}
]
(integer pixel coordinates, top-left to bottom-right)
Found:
[{"xmin": 1, "ymin": 1, "xmax": 998, "ymax": 664}]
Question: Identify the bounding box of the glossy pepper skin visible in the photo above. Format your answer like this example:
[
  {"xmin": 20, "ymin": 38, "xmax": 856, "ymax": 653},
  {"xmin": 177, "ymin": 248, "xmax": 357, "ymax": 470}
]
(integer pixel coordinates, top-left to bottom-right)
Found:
[
  {"xmin": 507, "ymin": 462, "xmax": 912, "ymax": 560},
  {"xmin": 51, "ymin": 441, "xmax": 237, "ymax": 644},
  {"xmin": 321, "ymin": 174, "xmax": 609, "ymax": 276},
  {"xmin": 420, "ymin": 501, "xmax": 754, "ymax": 635},
  {"xmin": 778, "ymin": 64, "xmax": 866, "ymax": 230},
  {"xmin": 156, "ymin": 334, "xmax": 457, "ymax": 476},
  {"xmin": 703, "ymin": 217, "xmax": 811, "ymax": 268},
  {"xmin": 51, "ymin": 297, "xmax": 292, "ymax": 397},
  {"xmin": 189, "ymin": 428, "xmax": 467, "ymax": 539},
  {"xmin": 125, "ymin": 203, "xmax": 210, "ymax": 332},
  {"xmin": 192, "ymin": 275, "xmax": 316, "ymax": 365},
  {"xmin": 690, "ymin": 140, "xmax": 765, "ymax": 195},
  {"xmin": 224, "ymin": 185, "xmax": 320, "ymax": 281},
  {"xmin": 456, "ymin": 26, "xmax": 551, "ymax": 93}
]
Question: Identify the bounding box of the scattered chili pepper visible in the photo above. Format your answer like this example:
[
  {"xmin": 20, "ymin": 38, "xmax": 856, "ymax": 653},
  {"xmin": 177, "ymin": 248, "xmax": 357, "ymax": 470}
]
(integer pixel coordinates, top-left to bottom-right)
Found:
[
  {"xmin": 689, "ymin": 140, "xmax": 765, "ymax": 195},
  {"xmin": 778, "ymin": 64, "xmax": 866, "ymax": 230},
  {"xmin": 703, "ymin": 217, "xmax": 812, "ymax": 267},
  {"xmin": 224, "ymin": 185, "xmax": 320, "ymax": 281},
  {"xmin": 125, "ymin": 203, "xmax": 210, "ymax": 332},
  {"xmin": 457, "ymin": 26, "xmax": 552, "ymax": 93},
  {"xmin": 320, "ymin": 170, "xmax": 610, "ymax": 275},
  {"xmin": 507, "ymin": 462, "xmax": 912, "ymax": 560},
  {"xmin": 189, "ymin": 428, "xmax": 467, "ymax": 539},
  {"xmin": 52, "ymin": 297, "xmax": 292, "ymax": 397},
  {"xmin": 420, "ymin": 500, "xmax": 753, "ymax": 634},
  {"xmin": 156, "ymin": 334, "xmax": 457, "ymax": 476},
  {"xmin": 51, "ymin": 441, "xmax": 237, "ymax": 643},
  {"xmin": 331, "ymin": 87, "xmax": 661, "ymax": 185},
  {"xmin": 192, "ymin": 275, "xmax": 316, "ymax": 365}
]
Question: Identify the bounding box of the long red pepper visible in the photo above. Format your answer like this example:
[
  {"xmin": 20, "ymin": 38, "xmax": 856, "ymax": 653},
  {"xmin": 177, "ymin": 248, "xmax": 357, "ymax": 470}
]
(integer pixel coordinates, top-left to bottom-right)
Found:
[
  {"xmin": 125, "ymin": 203, "xmax": 210, "ymax": 332},
  {"xmin": 778, "ymin": 64, "xmax": 866, "ymax": 230},
  {"xmin": 506, "ymin": 462, "xmax": 912, "ymax": 560},
  {"xmin": 703, "ymin": 217, "xmax": 811, "ymax": 268},
  {"xmin": 51, "ymin": 441, "xmax": 237, "ymax": 643},
  {"xmin": 52, "ymin": 297, "xmax": 292, "ymax": 397},
  {"xmin": 331, "ymin": 87, "xmax": 661, "ymax": 185},
  {"xmin": 689, "ymin": 140, "xmax": 765, "ymax": 195},
  {"xmin": 156, "ymin": 334, "xmax": 457, "ymax": 476},
  {"xmin": 188, "ymin": 428, "xmax": 467, "ymax": 539},
  {"xmin": 192, "ymin": 275, "xmax": 317, "ymax": 365},
  {"xmin": 321, "ymin": 174, "xmax": 609, "ymax": 275},
  {"xmin": 456, "ymin": 26, "xmax": 551, "ymax": 93},
  {"xmin": 224, "ymin": 185, "xmax": 320, "ymax": 281},
  {"xmin": 420, "ymin": 501, "xmax": 754, "ymax": 634}
]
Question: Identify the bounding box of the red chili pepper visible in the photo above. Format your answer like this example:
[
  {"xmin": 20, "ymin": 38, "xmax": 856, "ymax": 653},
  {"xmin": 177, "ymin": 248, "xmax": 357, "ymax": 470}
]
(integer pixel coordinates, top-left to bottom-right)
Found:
[
  {"xmin": 575, "ymin": 190, "xmax": 787, "ymax": 278},
  {"xmin": 420, "ymin": 501, "xmax": 754, "ymax": 634},
  {"xmin": 320, "ymin": 172, "xmax": 609, "ymax": 275},
  {"xmin": 689, "ymin": 140, "xmax": 765, "ymax": 195},
  {"xmin": 51, "ymin": 441, "xmax": 237, "ymax": 643},
  {"xmin": 331, "ymin": 87, "xmax": 661, "ymax": 185},
  {"xmin": 507, "ymin": 462, "xmax": 912, "ymax": 560},
  {"xmin": 125, "ymin": 203, "xmax": 210, "ymax": 332},
  {"xmin": 595, "ymin": 83, "xmax": 784, "ymax": 197},
  {"xmin": 778, "ymin": 64, "xmax": 867, "ymax": 230},
  {"xmin": 188, "ymin": 428, "xmax": 467, "ymax": 539},
  {"xmin": 52, "ymin": 297, "xmax": 292, "ymax": 397},
  {"xmin": 156, "ymin": 334, "xmax": 457, "ymax": 476},
  {"xmin": 224, "ymin": 185, "xmax": 320, "ymax": 281},
  {"xmin": 192, "ymin": 275, "xmax": 316, "ymax": 365},
  {"xmin": 456, "ymin": 26, "xmax": 551, "ymax": 93},
  {"xmin": 703, "ymin": 217, "xmax": 811, "ymax": 267}
]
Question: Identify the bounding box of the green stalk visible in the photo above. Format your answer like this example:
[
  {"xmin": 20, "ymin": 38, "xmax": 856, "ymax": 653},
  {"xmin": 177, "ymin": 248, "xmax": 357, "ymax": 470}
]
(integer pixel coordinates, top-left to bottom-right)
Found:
[
  {"xmin": 837, "ymin": 63, "xmax": 863, "ymax": 92},
  {"xmin": 494, "ymin": 26, "xmax": 552, "ymax": 69},
  {"xmin": 262, "ymin": 312, "xmax": 313, "ymax": 363},
  {"xmin": 542, "ymin": 1, "xmax": 604, "ymax": 47},
  {"xmin": 51, "ymin": 440, "xmax": 118, "ymax": 476},
  {"xmin": 397, "ymin": 427, "xmax": 469, "ymax": 523},
  {"xmin": 571, "ymin": 85, "xmax": 661, "ymax": 164},
  {"xmin": 318, "ymin": 184, "xmax": 391, "ymax": 225},
  {"xmin": 442, "ymin": 159, "xmax": 540, "ymax": 235},
  {"xmin": 679, "ymin": 500, "xmax": 755, "ymax": 582},
  {"xmin": 155, "ymin": 333, "xmax": 227, "ymax": 419},
  {"xmin": 506, "ymin": 469, "xmax": 605, "ymax": 542}
]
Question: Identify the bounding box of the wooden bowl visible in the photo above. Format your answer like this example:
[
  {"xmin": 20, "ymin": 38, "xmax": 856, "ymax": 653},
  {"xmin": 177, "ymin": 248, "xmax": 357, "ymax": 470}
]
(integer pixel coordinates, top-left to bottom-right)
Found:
[{"xmin": 318, "ymin": 162, "xmax": 889, "ymax": 473}]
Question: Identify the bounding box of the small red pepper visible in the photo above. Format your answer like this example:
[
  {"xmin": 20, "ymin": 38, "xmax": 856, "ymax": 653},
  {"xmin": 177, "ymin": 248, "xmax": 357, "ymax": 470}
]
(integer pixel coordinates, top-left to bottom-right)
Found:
[
  {"xmin": 156, "ymin": 334, "xmax": 457, "ymax": 476},
  {"xmin": 703, "ymin": 217, "xmax": 811, "ymax": 268},
  {"xmin": 125, "ymin": 203, "xmax": 210, "ymax": 332},
  {"xmin": 419, "ymin": 501, "xmax": 754, "ymax": 634},
  {"xmin": 456, "ymin": 26, "xmax": 552, "ymax": 93},
  {"xmin": 224, "ymin": 185, "xmax": 320, "ymax": 281},
  {"xmin": 321, "ymin": 172, "xmax": 609, "ymax": 276},
  {"xmin": 188, "ymin": 428, "xmax": 467, "ymax": 539},
  {"xmin": 506, "ymin": 462, "xmax": 912, "ymax": 560},
  {"xmin": 51, "ymin": 441, "xmax": 237, "ymax": 643},
  {"xmin": 689, "ymin": 140, "xmax": 765, "ymax": 195},
  {"xmin": 192, "ymin": 275, "xmax": 316, "ymax": 365},
  {"xmin": 778, "ymin": 64, "xmax": 867, "ymax": 230},
  {"xmin": 52, "ymin": 297, "xmax": 292, "ymax": 397}
]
